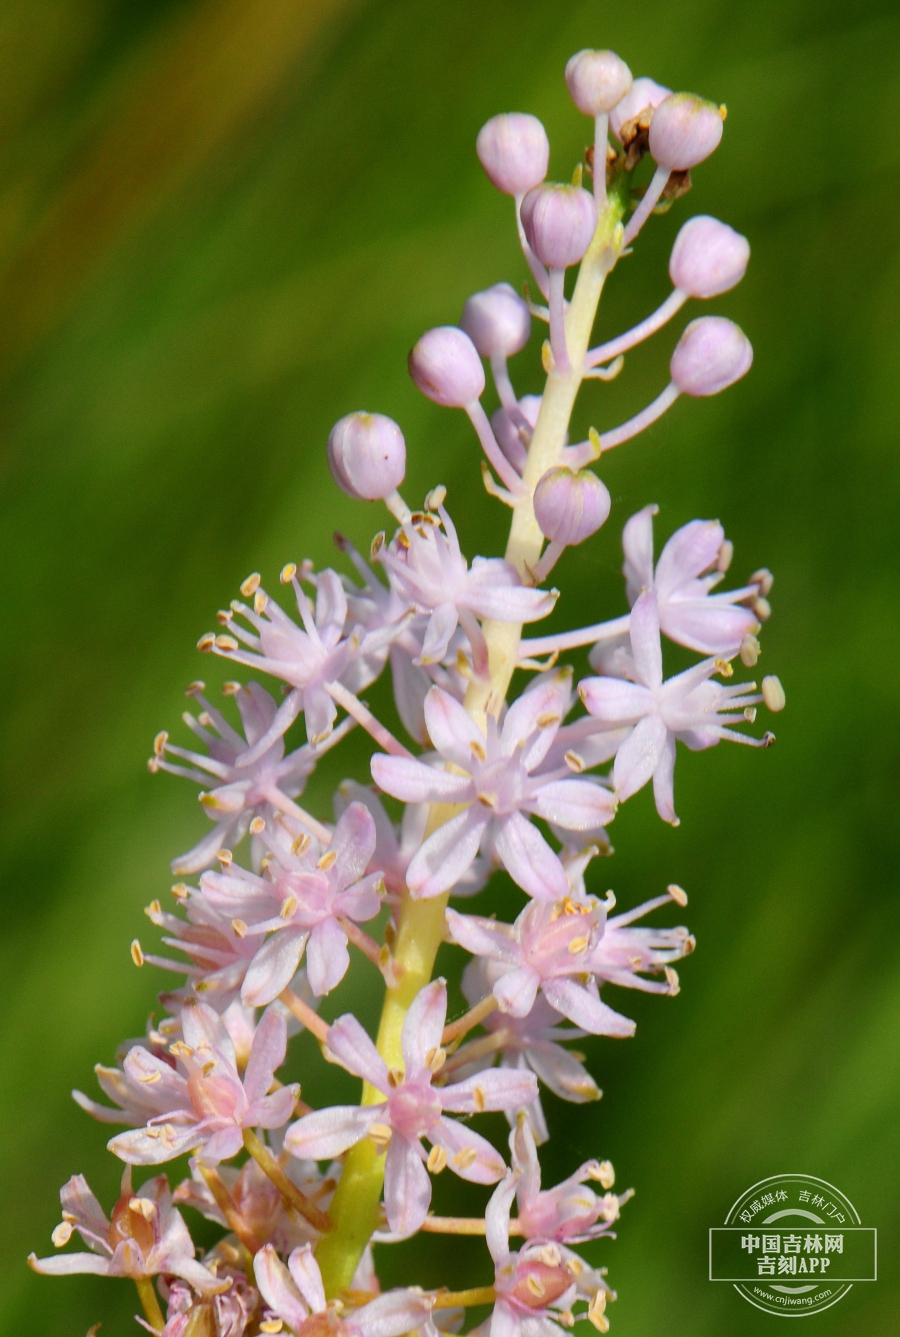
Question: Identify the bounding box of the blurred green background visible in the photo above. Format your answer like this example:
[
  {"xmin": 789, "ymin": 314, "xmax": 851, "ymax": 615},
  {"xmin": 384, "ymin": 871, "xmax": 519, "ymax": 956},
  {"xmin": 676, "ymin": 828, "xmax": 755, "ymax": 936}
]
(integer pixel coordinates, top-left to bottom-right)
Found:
[{"xmin": 2, "ymin": 0, "xmax": 899, "ymax": 1333}]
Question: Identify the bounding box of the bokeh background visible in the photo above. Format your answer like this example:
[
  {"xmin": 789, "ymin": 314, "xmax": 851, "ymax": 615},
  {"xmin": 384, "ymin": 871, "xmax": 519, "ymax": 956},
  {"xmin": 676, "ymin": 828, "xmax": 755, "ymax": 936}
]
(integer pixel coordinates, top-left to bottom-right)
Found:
[{"xmin": 2, "ymin": 1, "xmax": 899, "ymax": 1333}]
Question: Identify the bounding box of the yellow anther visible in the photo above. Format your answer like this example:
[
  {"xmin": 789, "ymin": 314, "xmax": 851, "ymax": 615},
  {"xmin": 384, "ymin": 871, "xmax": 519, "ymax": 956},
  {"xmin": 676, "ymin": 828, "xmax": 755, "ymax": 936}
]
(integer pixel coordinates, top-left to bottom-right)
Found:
[
  {"xmin": 472, "ymin": 1084, "xmax": 486, "ymax": 1112},
  {"xmin": 240, "ymin": 573, "xmax": 261, "ymax": 598},
  {"xmin": 171, "ymin": 883, "xmax": 189, "ymax": 900},
  {"xmin": 477, "ymin": 791, "xmax": 498, "ymax": 809},
  {"xmin": 280, "ymin": 897, "xmax": 298, "ymax": 921},
  {"xmin": 451, "ymin": 1146, "xmax": 477, "ymax": 1170},
  {"xmin": 564, "ymin": 750, "xmax": 585, "ymax": 773},
  {"xmin": 51, "ymin": 1222, "xmax": 73, "ymax": 1247},
  {"xmin": 567, "ymin": 936, "xmax": 589, "ymax": 955},
  {"xmin": 232, "ymin": 919, "xmax": 247, "ymax": 938},
  {"xmin": 469, "ymin": 740, "xmax": 486, "ymax": 762},
  {"xmin": 526, "ymin": 1275, "xmax": 546, "ymax": 1298},
  {"xmin": 427, "ymin": 1145, "xmax": 448, "ymax": 1174},
  {"xmin": 216, "ymin": 849, "xmax": 233, "ymax": 867},
  {"xmin": 186, "ymin": 680, "xmax": 206, "ymax": 696},
  {"xmin": 137, "ymin": 1070, "xmax": 161, "ymax": 1084},
  {"xmin": 368, "ymin": 1123, "xmax": 393, "ymax": 1149},
  {"xmin": 130, "ymin": 940, "xmax": 144, "ymax": 967},
  {"xmin": 153, "ymin": 731, "xmax": 168, "ymax": 757},
  {"xmin": 589, "ymin": 1160, "xmax": 615, "ymax": 1189},
  {"xmin": 317, "ymin": 849, "xmax": 337, "ymax": 871},
  {"xmin": 222, "ymin": 680, "xmax": 242, "ymax": 696},
  {"xmin": 714, "ymin": 658, "xmax": 733, "ymax": 678},
  {"xmin": 291, "ymin": 833, "xmax": 311, "ymax": 857},
  {"xmin": 762, "ymin": 674, "xmax": 786, "ymax": 712},
  {"xmin": 215, "ymin": 635, "xmax": 238, "ymax": 651},
  {"xmin": 280, "ymin": 563, "xmax": 297, "ymax": 583},
  {"xmin": 254, "ymin": 591, "xmax": 269, "ymax": 615},
  {"xmin": 197, "ymin": 633, "xmax": 216, "ymax": 652},
  {"xmin": 535, "ymin": 712, "xmax": 560, "ymax": 729},
  {"xmin": 667, "ymin": 883, "xmax": 688, "ymax": 907},
  {"xmin": 249, "ymin": 816, "xmax": 266, "ymax": 835}
]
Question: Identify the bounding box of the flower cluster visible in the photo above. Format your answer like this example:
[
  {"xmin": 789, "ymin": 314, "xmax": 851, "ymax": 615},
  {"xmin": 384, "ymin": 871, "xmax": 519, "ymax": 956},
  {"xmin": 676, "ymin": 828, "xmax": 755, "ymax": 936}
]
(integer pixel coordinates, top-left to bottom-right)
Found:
[{"xmin": 33, "ymin": 47, "xmax": 783, "ymax": 1337}]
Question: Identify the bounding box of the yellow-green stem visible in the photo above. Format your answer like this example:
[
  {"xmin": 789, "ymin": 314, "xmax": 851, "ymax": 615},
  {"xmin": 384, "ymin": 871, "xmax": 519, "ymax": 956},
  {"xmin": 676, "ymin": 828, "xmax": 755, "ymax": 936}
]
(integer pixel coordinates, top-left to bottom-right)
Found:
[
  {"xmin": 135, "ymin": 1277, "xmax": 165, "ymax": 1333},
  {"xmin": 315, "ymin": 195, "xmax": 624, "ymax": 1298}
]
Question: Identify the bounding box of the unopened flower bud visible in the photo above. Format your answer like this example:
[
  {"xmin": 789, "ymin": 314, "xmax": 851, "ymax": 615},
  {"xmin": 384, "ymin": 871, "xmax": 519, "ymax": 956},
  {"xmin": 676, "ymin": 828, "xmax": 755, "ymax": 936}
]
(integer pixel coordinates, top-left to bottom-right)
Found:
[
  {"xmin": 408, "ymin": 326, "xmax": 485, "ymax": 407},
  {"xmin": 648, "ymin": 92, "xmax": 724, "ymax": 170},
  {"xmin": 762, "ymin": 675, "xmax": 786, "ymax": 712},
  {"xmin": 462, "ymin": 283, "xmax": 531, "ymax": 358},
  {"xmin": 476, "ymin": 113, "xmax": 549, "ymax": 196},
  {"xmin": 565, "ymin": 49, "xmax": 632, "ymax": 116},
  {"xmin": 609, "ymin": 77, "xmax": 671, "ymax": 141},
  {"xmin": 520, "ymin": 184, "xmax": 598, "ymax": 271},
  {"xmin": 327, "ymin": 412, "xmax": 406, "ymax": 501},
  {"xmin": 670, "ymin": 317, "xmax": 753, "ymax": 397},
  {"xmin": 669, "ymin": 216, "xmax": 750, "ymax": 299},
  {"xmin": 533, "ymin": 467, "xmax": 611, "ymax": 546}
]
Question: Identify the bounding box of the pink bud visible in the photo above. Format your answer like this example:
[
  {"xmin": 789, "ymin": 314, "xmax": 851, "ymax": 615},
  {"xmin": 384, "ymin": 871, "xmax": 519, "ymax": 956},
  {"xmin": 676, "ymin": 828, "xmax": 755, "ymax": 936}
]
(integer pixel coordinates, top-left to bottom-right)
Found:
[
  {"xmin": 533, "ymin": 467, "xmax": 611, "ymax": 545},
  {"xmin": 408, "ymin": 326, "xmax": 485, "ymax": 408},
  {"xmin": 461, "ymin": 283, "xmax": 531, "ymax": 358},
  {"xmin": 520, "ymin": 184, "xmax": 598, "ymax": 271},
  {"xmin": 609, "ymin": 77, "xmax": 671, "ymax": 141},
  {"xmin": 565, "ymin": 49, "xmax": 632, "ymax": 116},
  {"xmin": 648, "ymin": 92, "xmax": 724, "ymax": 170},
  {"xmin": 669, "ymin": 216, "xmax": 749, "ymax": 298},
  {"xmin": 476, "ymin": 113, "xmax": 549, "ymax": 196},
  {"xmin": 670, "ymin": 317, "xmax": 753, "ymax": 397},
  {"xmin": 327, "ymin": 412, "xmax": 406, "ymax": 501},
  {"xmin": 326, "ymin": 409, "xmax": 403, "ymax": 500}
]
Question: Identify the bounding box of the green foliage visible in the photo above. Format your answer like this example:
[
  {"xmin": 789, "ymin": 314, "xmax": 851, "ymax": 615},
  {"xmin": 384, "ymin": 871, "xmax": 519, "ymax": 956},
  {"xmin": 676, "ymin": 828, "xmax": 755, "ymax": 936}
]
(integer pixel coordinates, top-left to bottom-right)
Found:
[{"xmin": 1, "ymin": 1, "xmax": 898, "ymax": 1332}]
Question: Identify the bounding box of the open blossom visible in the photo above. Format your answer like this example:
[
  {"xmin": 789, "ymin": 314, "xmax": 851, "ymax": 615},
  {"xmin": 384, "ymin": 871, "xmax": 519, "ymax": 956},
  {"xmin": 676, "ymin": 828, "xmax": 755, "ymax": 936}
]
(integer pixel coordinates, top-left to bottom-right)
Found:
[
  {"xmin": 372, "ymin": 675, "xmax": 616, "ymax": 900},
  {"xmin": 620, "ymin": 505, "xmax": 763, "ymax": 656},
  {"xmin": 254, "ymin": 1243, "xmax": 435, "ymax": 1337},
  {"xmin": 199, "ymin": 801, "xmax": 384, "ymax": 1004},
  {"xmin": 459, "ymin": 958, "xmax": 600, "ymax": 1144},
  {"xmin": 28, "ymin": 1168, "xmax": 224, "ymax": 1294},
  {"xmin": 375, "ymin": 504, "xmax": 556, "ymax": 667},
  {"xmin": 447, "ymin": 897, "xmax": 636, "ymax": 1037},
  {"xmin": 580, "ymin": 589, "xmax": 773, "ymax": 824},
  {"xmin": 284, "ymin": 981, "xmax": 536, "ymax": 1234},
  {"xmin": 151, "ymin": 681, "xmax": 347, "ymax": 876},
  {"xmin": 509, "ymin": 1118, "xmax": 626, "ymax": 1246},
  {"xmin": 142, "ymin": 886, "xmax": 269, "ymax": 1011},
  {"xmin": 482, "ymin": 1176, "xmax": 581, "ymax": 1337},
  {"xmin": 204, "ymin": 568, "xmax": 393, "ymax": 746},
  {"xmin": 75, "ymin": 1001, "xmax": 298, "ymax": 1165}
]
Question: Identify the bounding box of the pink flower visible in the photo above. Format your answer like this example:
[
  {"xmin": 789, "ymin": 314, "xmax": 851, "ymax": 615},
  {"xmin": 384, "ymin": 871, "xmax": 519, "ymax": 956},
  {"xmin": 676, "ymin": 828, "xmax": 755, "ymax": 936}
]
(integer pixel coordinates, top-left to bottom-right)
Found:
[
  {"xmin": 76, "ymin": 1001, "xmax": 298, "ymax": 1165},
  {"xmin": 200, "ymin": 802, "xmax": 384, "ymax": 1004},
  {"xmin": 205, "ymin": 568, "xmax": 392, "ymax": 746},
  {"xmin": 458, "ymin": 959, "xmax": 601, "ymax": 1144},
  {"xmin": 150, "ymin": 681, "xmax": 347, "ymax": 876},
  {"xmin": 579, "ymin": 590, "xmax": 773, "ymax": 825},
  {"xmin": 372, "ymin": 675, "xmax": 616, "ymax": 900},
  {"xmin": 142, "ymin": 888, "xmax": 266, "ymax": 1012},
  {"xmin": 284, "ymin": 980, "xmax": 536, "ymax": 1235},
  {"xmin": 174, "ymin": 1153, "xmax": 334, "ymax": 1254},
  {"xmin": 620, "ymin": 506, "xmax": 763, "ymax": 656},
  {"xmin": 376, "ymin": 505, "xmax": 555, "ymax": 668},
  {"xmin": 28, "ymin": 1168, "xmax": 224, "ymax": 1294},
  {"xmin": 509, "ymin": 1118, "xmax": 625, "ymax": 1245},
  {"xmin": 254, "ymin": 1243, "xmax": 435, "ymax": 1337},
  {"xmin": 446, "ymin": 898, "xmax": 635, "ymax": 1037}
]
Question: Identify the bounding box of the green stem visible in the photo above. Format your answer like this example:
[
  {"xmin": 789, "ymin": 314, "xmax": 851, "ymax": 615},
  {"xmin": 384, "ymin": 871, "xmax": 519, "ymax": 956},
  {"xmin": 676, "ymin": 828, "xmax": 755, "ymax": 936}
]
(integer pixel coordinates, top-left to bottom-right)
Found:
[{"xmin": 135, "ymin": 1277, "xmax": 165, "ymax": 1333}]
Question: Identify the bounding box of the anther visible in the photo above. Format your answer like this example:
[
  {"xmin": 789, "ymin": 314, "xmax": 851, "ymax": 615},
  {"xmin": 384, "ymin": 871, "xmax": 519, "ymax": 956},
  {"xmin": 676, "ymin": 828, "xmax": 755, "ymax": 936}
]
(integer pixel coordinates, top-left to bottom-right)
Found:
[
  {"xmin": 280, "ymin": 563, "xmax": 297, "ymax": 584},
  {"xmin": 254, "ymin": 591, "xmax": 269, "ymax": 615},
  {"xmin": 536, "ymin": 711, "xmax": 561, "ymax": 728},
  {"xmin": 427, "ymin": 1145, "xmax": 448, "ymax": 1174},
  {"xmin": 137, "ymin": 1070, "xmax": 161, "ymax": 1084},
  {"xmin": 526, "ymin": 1275, "xmax": 546, "ymax": 1298},
  {"xmin": 564, "ymin": 750, "xmax": 586, "ymax": 773},
  {"xmin": 51, "ymin": 1222, "xmax": 73, "ymax": 1247},
  {"xmin": 451, "ymin": 1146, "xmax": 477, "ymax": 1170},
  {"xmin": 740, "ymin": 633, "xmax": 760, "ymax": 667},
  {"xmin": 425, "ymin": 485, "xmax": 447, "ymax": 510},
  {"xmin": 665, "ymin": 966, "xmax": 680, "ymax": 995},
  {"xmin": 291, "ymin": 833, "xmax": 311, "ymax": 857},
  {"xmin": 153, "ymin": 731, "xmax": 168, "ymax": 757},
  {"xmin": 368, "ymin": 1122, "xmax": 393, "ymax": 1149},
  {"xmin": 216, "ymin": 849, "xmax": 233, "ymax": 867},
  {"xmin": 146, "ymin": 900, "xmax": 161, "ymax": 917},
  {"xmin": 215, "ymin": 635, "xmax": 238, "ymax": 651},
  {"xmin": 761, "ymin": 675, "xmax": 785, "ymax": 712},
  {"xmin": 222, "ymin": 680, "xmax": 242, "ymax": 696},
  {"xmin": 714, "ymin": 658, "xmax": 733, "ymax": 678},
  {"xmin": 753, "ymin": 595, "xmax": 772, "ymax": 621},
  {"xmin": 130, "ymin": 940, "xmax": 144, "ymax": 967},
  {"xmin": 717, "ymin": 539, "xmax": 734, "ymax": 573},
  {"xmin": 590, "ymin": 1160, "xmax": 615, "ymax": 1189},
  {"xmin": 280, "ymin": 898, "xmax": 298, "ymax": 921},
  {"xmin": 249, "ymin": 816, "xmax": 266, "ymax": 835},
  {"xmin": 568, "ymin": 936, "xmax": 590, "ymax": 954},
  {"xmin": 185, "ymin": 681, "xmax": 205, "ymax": 695},
  {"xmin": 472, "ymin": 1084, "xmax": 487, "ymax": 1112},
  {"xmin": 667, "ymin": 883, "xmax": 688, "ymax": 907},
  {"xmin": 317, "ymin": 849, "xmax": 337, "ymax": 871},
  {"xmin": 750, "ymin": 567, "xmax": 774, "ymax": 596},
  {"xmin": 197, "ymin": 713, "xmax": 213, "ymax": 727},
  {"xmin": 197, "ymin": 633, "xmax": 216, "ymax": 652},
  {"xmin": 469, "ymin": 740, "xmax": 487, "ymax": 762},
  {"xmin": 240, "ymin": 573, "xmax": 261, "ymax": 597},
  {"xmin": 477, "ymin": 791, "xmax": 498, "ymax": 809},
  {"xmin": 171, "ymin": 883, "xmax": 189, "ymax": 899},
  {"xmin": 232, "ymin": 919, "xmax": 247, "ymax": 938}
]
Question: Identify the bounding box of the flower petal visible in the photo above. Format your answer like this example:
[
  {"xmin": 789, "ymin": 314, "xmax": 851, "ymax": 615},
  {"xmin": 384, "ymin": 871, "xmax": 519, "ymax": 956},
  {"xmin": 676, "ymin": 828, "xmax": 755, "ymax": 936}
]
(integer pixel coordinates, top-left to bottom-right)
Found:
[
  {"xmin": 622, "ymin": 504, "xmax": 657, "ymax": 603},
  {"xmin": 287, "ymin": 1244, "xmax": 327, "ymax": 1314},
  {"xmin": 612, "ymin": 713, "xmax": 668, "ymax": 803},
  {"xmin": 325, "ymin": 1013, "xmax": 389, "ymax": 1092},
  {"xmin": 406, "ymin": 807, "xmax": 487, "ymax": 898},
  {"xmin": 651, "ymin": 731, "xmax": 679, "ymax": 825},
  {"xmin": 371, "ymin": 753, "xmax": 471, "ymax": 805},
  {"xmin": 383, "ymin": 1135, "xmax": 432, "ymax": 1234},
  {"xmin": 578, "ymin": 676, "xmax": 655, "ymax": 725},
  {"xmin": 306, "ymin": 918, "xmax": 350, "ymax": 996},
  {"xmin": 243, "ymin": 1007, "xmax": 287, "ymax": 1103},
  {"xmin": 423, "ymin": 686, "xmax": 486, "ymax": 769},
  {"xmin": 401, "ymin": 980, "xmax": 447, "ymax": 1077},
  {"xmin": 491, "ymin": 812, "xmax": 568, "ymax": 900},
  {"xmin": 528, "ymin": 779, "xmax": 617, "ymax": 832},
  {"xmin": 241, "ymin": 929, "xmax": 308, "ymax": 1008},
  {"xmin": 540, "ymin": 980, "xmax": 635, "ymax": 1037},
  {"xmin": 445, "ymin": 910, "xmax": 521, "ymax": 965},
  {"xmin": 254, "ymin": 1244, "xmax": 309, "ymax": 1332},
  {"xmin": 441, "ymin": 1066, "xmax": 537, "ymax": 1114},
  {"xmin": 655, "ymin": 518, "xmax": 723, "ymax": 594},
  {"xmin": 492, "ymin": 966, "xmax": 540, "ymax": 1018},
  {"xmin": 430, "ymin": 1118, "xmax": 506, "ymax": 1184},
  {"xmin": 283, "ymin": 1104, "xmax": 378, "ymax": 1161}
]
